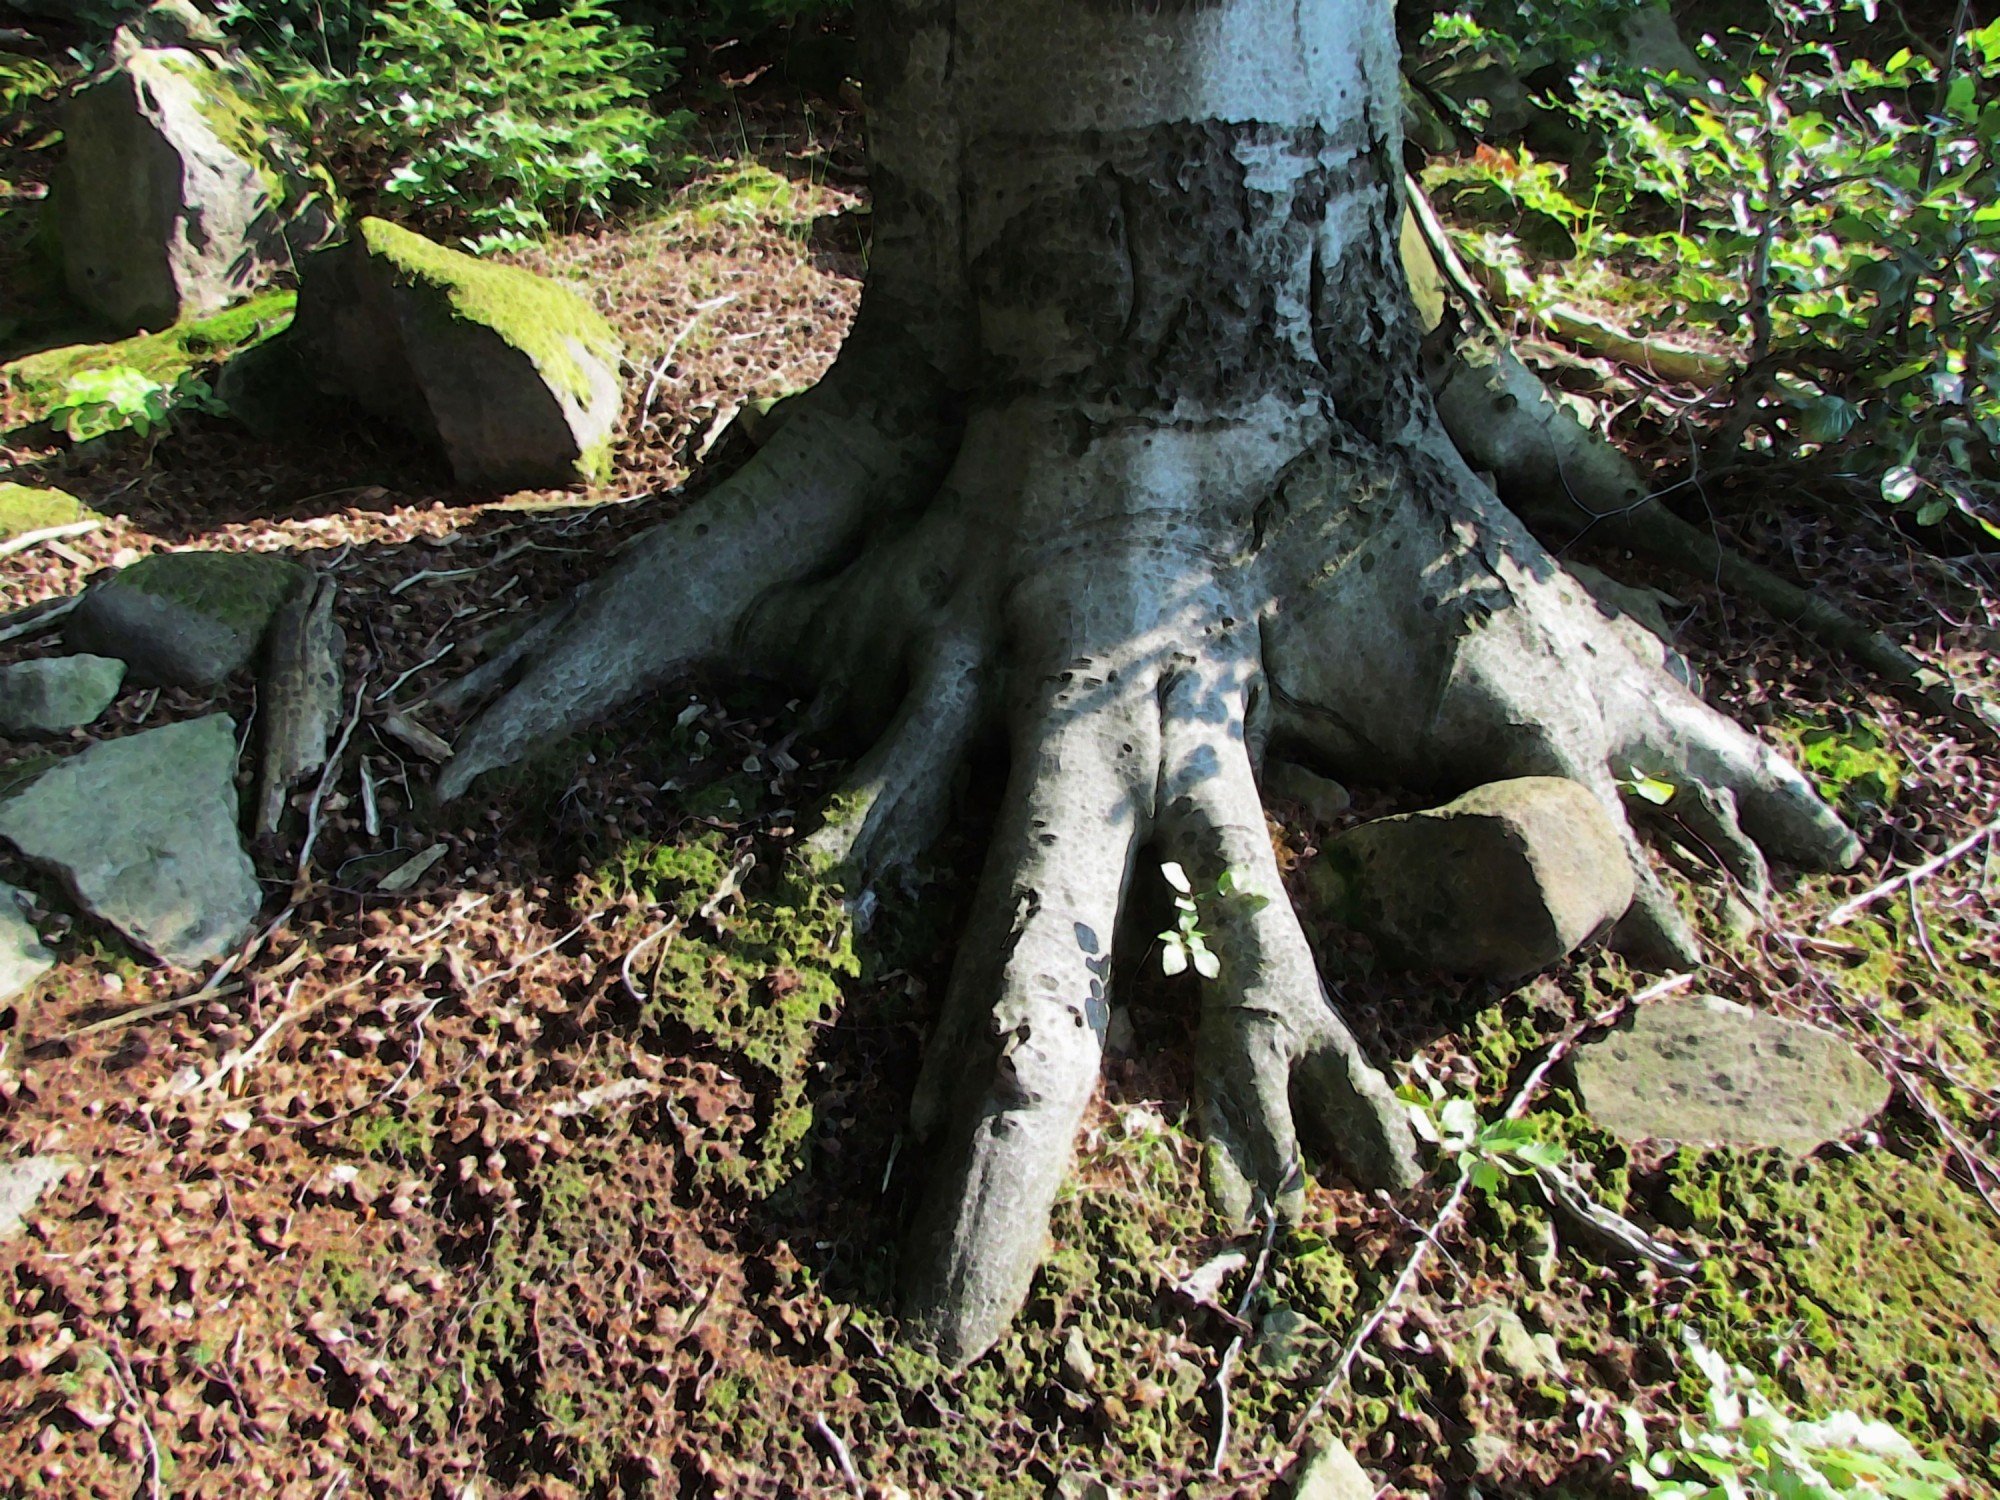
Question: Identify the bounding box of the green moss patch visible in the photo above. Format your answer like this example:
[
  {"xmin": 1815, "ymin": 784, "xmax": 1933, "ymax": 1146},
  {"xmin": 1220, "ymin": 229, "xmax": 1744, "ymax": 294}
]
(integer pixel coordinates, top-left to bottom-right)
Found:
[
  {"xmin": 3, "ymin": 290, "xmax": 294, "ymax": 422},
  {"xmin": 115, "ymin": 548, "xmax": 304, "ymax": 634},
  {"xmin": 358, "ymin": 217, "xmax": 619, "ymax": 414},
  {"xmin": 1661, "ymin": 1147, "xmax": 2000, "ymax": 1485},
  {"xmin": 0, "ymin": 483, "xmax": 99, "ymax": 541},
  {"xmin": 585, "ymin": 832, "xmax": 857, "ymax": 1198}
]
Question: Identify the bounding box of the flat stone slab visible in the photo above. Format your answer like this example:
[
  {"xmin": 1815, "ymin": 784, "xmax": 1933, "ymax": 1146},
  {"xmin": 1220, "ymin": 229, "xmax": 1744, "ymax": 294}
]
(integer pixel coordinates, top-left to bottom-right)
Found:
[
  {"xmin": 1573, "ymin": 996, "xmax": 1891, "ymax": 1153},
  {"xmin": 0, "ymin": 882, "xmax": 53, "ymax": 1005},
  {"xmin": 0, "ymin": 714, "xmax": 263, "ymax": 966},
  {"xmin": 68, "ymin": 550, "xmax": 303, "ymax": 689},
  {"xmin": 0, "ymin": 654, "xmax": 126, "ymax": 734},
  {"xmin": 0, "ymin": 1156, "xmax": 76, "ymax": 1239}
]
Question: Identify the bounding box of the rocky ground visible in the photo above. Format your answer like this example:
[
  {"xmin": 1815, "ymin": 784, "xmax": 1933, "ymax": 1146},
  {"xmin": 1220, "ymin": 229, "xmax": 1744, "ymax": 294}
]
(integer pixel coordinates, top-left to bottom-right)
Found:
[{"xmin": 3, "ymin": 78, "xmax": 2000, "ymax": 1500}]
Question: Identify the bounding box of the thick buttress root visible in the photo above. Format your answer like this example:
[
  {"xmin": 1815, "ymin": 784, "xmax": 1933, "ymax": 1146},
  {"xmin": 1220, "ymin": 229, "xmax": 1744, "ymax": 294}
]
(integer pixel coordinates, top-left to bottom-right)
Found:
[{"xmin": 434, "ymin": 382, "xmax": 1859, "ymax": 1367}]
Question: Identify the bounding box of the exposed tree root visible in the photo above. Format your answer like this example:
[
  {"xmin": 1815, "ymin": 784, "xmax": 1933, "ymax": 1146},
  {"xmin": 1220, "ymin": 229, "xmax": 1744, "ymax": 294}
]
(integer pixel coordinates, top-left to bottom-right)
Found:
[
  {"xmin": 1416, "ymin": 260, "xmax": 1999, "ymax": 745},
  {"xmin": 430, "ymin": 0, "xmax": 1868, "ymax": 1369},
  {"xmin": 436, "ymin": 383, "xmax": 1859, "ymax": 1366}
]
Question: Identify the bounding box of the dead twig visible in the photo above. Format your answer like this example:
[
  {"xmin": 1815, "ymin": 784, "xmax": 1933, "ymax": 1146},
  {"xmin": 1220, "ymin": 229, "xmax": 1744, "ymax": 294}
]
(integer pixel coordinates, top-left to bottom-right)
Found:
[
  {"xmin": 1286, "ymin": 972, "xmax": 1693, "ymax": 1449},
  {"xmin": 0, "ymin": 518, "xmax": 102, "ymax": 560},
  {"xmin": 0, "ymin": 592, "xmax": 82, "ymax": 647},
  {"xmin": 808, "ymin": 1413, "xmax": 865, "ymax": 1498},
  {"xmin": 103, "ymin": 1337, "xmax": 163, "ymax": 1500},
  {"xmin": 640, "ymin": 293, "xmax": 741, "ymax": 427},
  {"xmin": 1209, "ymin": 1197, "xmax": 1282, "ymax": 1474},
  {"xmin": 1821, "ymin": 818, "xmax": 2000, "ymax": 929},
  {"xmin": 59, "ymin": 981, "xmax": 244, "ymax": 1041}
]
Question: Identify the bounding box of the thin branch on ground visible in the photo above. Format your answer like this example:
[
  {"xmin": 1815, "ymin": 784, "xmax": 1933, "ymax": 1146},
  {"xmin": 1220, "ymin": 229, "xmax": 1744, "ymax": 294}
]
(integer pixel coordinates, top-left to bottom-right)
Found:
[
  {"xmin": 640, "ymin": 293, "xmax": 741, "ymax": 427},
  {"xmin": 0, "ymin": 592, "xmax": 82, "ymax": 646},
  {"xmin": 1285, "ymin": 972, "xmax": 1694, "ymax": 1451},
  {"xmin": 0, "ymin": 517, "xmax": 103, "ymax": 559},
  {"xmin": 1821, "ymin": 817, "xmax": 2000, "ymax": 929},
  {"xmin": 1209, "ymin": 1197, "xmax": 1282, "ymax": 1474},
  {"xmin": 808, "ymin": 1413, "xmax": 866, "ymax": 1498},
  {"xmin": 103, "ymin": 1336, "xmax": 162, "ymax": 1500}
]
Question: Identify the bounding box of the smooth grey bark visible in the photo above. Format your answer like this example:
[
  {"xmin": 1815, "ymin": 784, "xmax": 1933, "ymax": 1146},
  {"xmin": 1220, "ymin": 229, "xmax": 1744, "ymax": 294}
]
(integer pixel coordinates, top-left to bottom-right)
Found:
[{"xmin": 434, "ymin": 0, "xmax": 1859, "ymax": 1366}]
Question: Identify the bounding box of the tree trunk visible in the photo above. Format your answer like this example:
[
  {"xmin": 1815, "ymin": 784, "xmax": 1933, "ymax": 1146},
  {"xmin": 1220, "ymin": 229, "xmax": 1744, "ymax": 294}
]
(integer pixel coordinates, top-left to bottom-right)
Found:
[{"xmin": 433, "ymin": 0, "xmax": 1859, "ymax": 1367}]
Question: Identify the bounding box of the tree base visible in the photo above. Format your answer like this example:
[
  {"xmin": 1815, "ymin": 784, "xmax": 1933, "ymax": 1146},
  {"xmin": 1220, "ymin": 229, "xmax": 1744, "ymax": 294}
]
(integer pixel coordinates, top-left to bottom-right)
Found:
[{"xmin": 428, "ymin": 331, "xmax": 1857, "ymax": 1365}]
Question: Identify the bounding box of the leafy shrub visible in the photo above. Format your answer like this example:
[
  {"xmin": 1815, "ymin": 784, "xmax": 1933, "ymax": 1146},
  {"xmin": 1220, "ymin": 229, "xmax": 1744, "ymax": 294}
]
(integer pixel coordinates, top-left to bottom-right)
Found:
[
  {"xmin": 1422, "ymin": 0, "xmax": 2000, "ymax": 541},
  {"xmin": 214, "ymin": 0, "xmax": 378, "ymax": 73},
  {"xmin": 302, "ymin": 0, "xmax": 691, "ymax": 251}
]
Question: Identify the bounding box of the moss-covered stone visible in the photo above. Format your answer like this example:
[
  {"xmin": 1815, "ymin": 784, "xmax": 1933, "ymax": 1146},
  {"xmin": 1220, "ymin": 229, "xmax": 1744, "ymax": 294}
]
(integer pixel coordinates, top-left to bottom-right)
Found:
[
  {"xmin": 0, "ymin": 484, "xmax": 101, "ymax": 542},
  {"xmin": 2, "ymin": 291, "xmax": 294, "ymax": 423},
  {"xmin": 290, "ymin": 219, "xmax": 623, "ymax": 489},
  {"xmin": 66, "ymin": 548, "xmax": 304, "ymax": 688},
  {"xmin": 51, "ymin": 35, "xmax": 338, "ymax": 330},
  {"xmin": 358, "ymin": 218, "xmax": 617, "ymax": 412}
]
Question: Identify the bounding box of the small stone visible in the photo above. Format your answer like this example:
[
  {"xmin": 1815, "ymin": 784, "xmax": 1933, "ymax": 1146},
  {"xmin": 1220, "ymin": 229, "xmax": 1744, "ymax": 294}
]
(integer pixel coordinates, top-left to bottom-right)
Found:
[
  {"xmin": 0, "ymin": 1156, "xmax": 76, "ymax": 1239},
  {"xmin": 1103, "ymin": 1005, "xmax": 1136, "ymax": 1057},
  {"xmin": 1319, "ymin": 776, "xmax": 1634, "ymax": 981},
  {"xmin": 68, "ymin": 550, "xmax": 304, "ymax": 689},
  {"xmin": 1573, "ymin": 995, "xmax": 1891, "ymax": 1153},
  {"xmin": 0, "ymin": 714, "xmax": 263, "ymax": 966},
  {"xmin": 0, "ymin": 883, "xmax": 54, "ymax": 1005},
  {"xmin": 1457, "ymin": 1300, "xmax": 1564, "ymax": 1381},
  {"xmin": 0, "ymin": 655, "xmax": 127, "ymax": 734},
  {"xmin": 1262, "ymin": 760, "xmax": 1352, "ymax": 820},
  {"xmin": 1254, "ymin": 1305, "xmax": 1326, "ymax": 1378},
  {"xmin": 1060, "ymin": 1326, "xmax": 1097, "ymax": 1389},
  {"xmin": 1288, "ymin": 1435, "xmax": 1378, "ymax": 1500}
]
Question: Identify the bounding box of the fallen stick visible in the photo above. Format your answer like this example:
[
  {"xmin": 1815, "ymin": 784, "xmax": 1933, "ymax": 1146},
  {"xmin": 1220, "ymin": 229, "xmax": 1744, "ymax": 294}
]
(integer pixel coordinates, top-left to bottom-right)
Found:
[
  {"xmin": 1820, "ymin": 818, "xmax": 2000, "ymax": 930},
  {"xmin": 0, "ymin": 593, "xmax": 81, "ymax": 647},
  {"xmin": 0, "ymin": 518, "xmax": 102, "ymax": 560},
  {"xmin": 1286, "ymin": 972, "xmax": 1693, "ymax": 1449}
]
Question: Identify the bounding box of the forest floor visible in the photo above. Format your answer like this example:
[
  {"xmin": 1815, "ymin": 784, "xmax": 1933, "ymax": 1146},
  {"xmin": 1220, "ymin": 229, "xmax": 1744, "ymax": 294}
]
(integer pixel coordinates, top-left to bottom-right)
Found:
[{"xmin": 3, "ymin": 76, "xmax": 2000, "ymax": 1500}]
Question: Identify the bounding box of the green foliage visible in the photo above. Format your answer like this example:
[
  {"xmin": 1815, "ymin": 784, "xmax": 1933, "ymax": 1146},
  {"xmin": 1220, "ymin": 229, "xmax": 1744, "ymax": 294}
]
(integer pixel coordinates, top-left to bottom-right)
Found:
[
  {"xmin": 41, "ymin": 364, "xmax": 227, "ymax": 441},
  {"xmin": 1154, "ymin": 861, "xmax": 1269, "ymax": 980},
  {"xmin": 1625, "ymin": 1333, "xmax": 1962, "ymax": 1499},
  {"xmin": 1426, "ymin": 0, "xmax": 2000, "ymax": 540},
  {"xmin": 1398, "ymin": 1066, "xmax": 1567, "ymax": 1199},
  {"xmin": 303, "ymin": 0, "xmax": 692, "ymax": 251},
  {"xmin": 1791, "ymin": 717, "xmax": 1901, "ymax": 819}
]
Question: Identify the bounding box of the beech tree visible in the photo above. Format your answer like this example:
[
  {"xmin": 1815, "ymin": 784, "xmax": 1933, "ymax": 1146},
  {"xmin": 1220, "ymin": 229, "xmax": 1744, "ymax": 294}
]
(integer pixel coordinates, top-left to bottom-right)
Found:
[{"xmin": 431, "ymin": 0, "xmax": 1860, "ymax": 1365}]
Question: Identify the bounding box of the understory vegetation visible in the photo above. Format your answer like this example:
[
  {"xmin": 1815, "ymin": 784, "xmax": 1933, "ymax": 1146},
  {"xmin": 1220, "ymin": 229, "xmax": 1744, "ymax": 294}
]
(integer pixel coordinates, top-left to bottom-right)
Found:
[{"xmin": 0, "ymin": 0, "xmax": 1996, "ymax": 1496}]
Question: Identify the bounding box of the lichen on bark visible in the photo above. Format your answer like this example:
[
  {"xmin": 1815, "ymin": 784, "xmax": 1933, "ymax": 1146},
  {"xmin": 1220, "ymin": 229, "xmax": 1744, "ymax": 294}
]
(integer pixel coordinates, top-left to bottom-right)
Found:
[{"xmin": 430, "ymin": 0, "xmax": 1858, "ymax": 1367}]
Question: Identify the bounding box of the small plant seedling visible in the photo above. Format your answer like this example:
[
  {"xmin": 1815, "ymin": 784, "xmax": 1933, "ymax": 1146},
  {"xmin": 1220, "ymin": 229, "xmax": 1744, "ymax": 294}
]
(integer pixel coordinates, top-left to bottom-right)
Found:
[
  {"xmin": 1155, "ymin": 863, "xmax": 1269, "ymax": 981},
  {"xmin": 1624, "ymin": 1331, "xmax": 1962, "ymax": 1499}
]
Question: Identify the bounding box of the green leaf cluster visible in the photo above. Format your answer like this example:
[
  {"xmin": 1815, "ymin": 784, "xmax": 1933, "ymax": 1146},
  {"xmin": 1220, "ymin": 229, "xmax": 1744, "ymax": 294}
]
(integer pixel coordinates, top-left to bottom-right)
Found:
[
  {"xmin": 41, "ymin": 365, "xmax": 227, "ymax": 442},
  {"xmin": 1425, "ymin": 0, "xmax": 2000, "ymax": 540},
  {"xmin": 1626, "ymin": 1332, "xmax": 1962, "ymax": 1499},
  {"xmin": 297, "ymin": 0, "xmax": 693, "ymax": 251}
]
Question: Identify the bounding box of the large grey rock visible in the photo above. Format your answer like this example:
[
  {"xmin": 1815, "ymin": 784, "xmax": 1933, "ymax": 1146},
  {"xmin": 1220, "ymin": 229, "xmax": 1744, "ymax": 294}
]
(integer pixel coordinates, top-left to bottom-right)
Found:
[
  {"xmin": 0, "ymin": 714, "xmax": 263, "ymax": 966},
  {"xmin": 0, "ymin": 1156, "xmax": 75, "ymax": 1240},
  {"xmin": 1319, "ymin": 776, "xmax": 1634, "ymax": 981},
  {"xmin": 1574, "ymin": 996, "xmax": 1891, "ymax": 1154},
  {"xmin": 50, "ymin": 7, "xmax": 339, "ymax": 330},
  {"xmin": 0, "ymin": 654, "xmax": 126, "ymax": 733},
  {"xmin": 289, "ymin": 217, "xmax": 623, "ymax": 489},
  {"xmin": 0, "ymin": 882, "xmax": 53, "ymax": 1004},
  {"xmin": 68, "ymin": 549, "xmax": 304, "ymax": 689}
]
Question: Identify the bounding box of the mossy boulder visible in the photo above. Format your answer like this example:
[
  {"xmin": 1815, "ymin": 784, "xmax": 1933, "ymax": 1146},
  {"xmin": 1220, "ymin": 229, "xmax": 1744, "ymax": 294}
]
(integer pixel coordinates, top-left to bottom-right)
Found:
[
  {"xmin": 67, "ymin": 548, "xmax": 305, "ymax": 689},
  {"xmin": 287, "ymin": 217, "xmax": 623, "ymax": 490},
  {"xmin": 0, "ymin": 484, "xmax": 100, "ymax": 543},
  {"xmin": 49, "ymin": 8, "xmax": 340, "ymax": 331},
  {"xmin": 2, "ymin": 291, "xmax": 295, "ymax": 426},
  {"xmin": 1313, "ymin": 776, "xmax": 1633, "ymax": 981}
]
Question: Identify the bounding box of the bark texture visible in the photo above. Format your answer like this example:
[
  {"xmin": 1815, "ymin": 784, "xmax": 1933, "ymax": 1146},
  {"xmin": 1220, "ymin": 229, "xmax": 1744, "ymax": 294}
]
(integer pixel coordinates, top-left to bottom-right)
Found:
[{"xmin": 434, "ymin": 0, "xmax": 1859, "ymax": 1366}]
